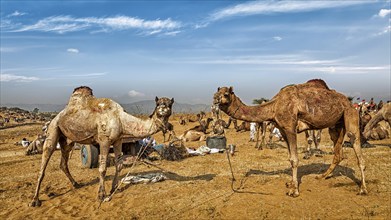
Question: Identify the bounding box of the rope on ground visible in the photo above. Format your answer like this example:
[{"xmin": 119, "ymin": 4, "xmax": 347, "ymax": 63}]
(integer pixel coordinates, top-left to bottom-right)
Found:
[{"xmin": 98, "ymin": 139, "xmax": 152, "ymax": 209}]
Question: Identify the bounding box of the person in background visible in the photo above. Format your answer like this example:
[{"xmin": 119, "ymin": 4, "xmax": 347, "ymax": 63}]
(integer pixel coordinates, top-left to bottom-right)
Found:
[{"xmin": 249, "ymin": 122, "xmax": 257, "ymax": 142}]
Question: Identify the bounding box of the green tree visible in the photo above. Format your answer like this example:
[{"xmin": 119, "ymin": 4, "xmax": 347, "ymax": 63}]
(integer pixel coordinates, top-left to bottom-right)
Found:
[{"xmin": 252, "ymin": 98, "xmax": 269, "ymax": 105}]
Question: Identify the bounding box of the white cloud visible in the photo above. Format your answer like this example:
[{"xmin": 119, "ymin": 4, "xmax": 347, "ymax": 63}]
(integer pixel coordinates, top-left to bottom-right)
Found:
[
  {"xmin": 209, "ymin": 1, "xmax": 373, "ymax": 21},
  {"xmin": 11, "ymin": 15, "xmax": 181, "ymax": 35},
  {"xmin": 7, "ymin": 10, "xmax": 27, "ymax": 17},
  {"xmin": 0, "ymin": 73, "xmax": 39, "ymax": 82},
  {"xmin": 273, "ymin": 36, "xmax": 282, "ymax": 41},
  {"xmin": 378, "ymin": 9, "xmax": 391, "ymax": 18},
  {"xmin": 128, "ymin": 90, "xmax": 145, "ymax": 97},
  {"xmin": 67, "ymin": 48, "xmax": 79, "ymax": 53}
]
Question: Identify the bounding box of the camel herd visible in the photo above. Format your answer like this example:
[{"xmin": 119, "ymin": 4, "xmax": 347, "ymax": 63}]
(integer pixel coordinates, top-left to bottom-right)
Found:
[{"xmin": 27, "ymin": 79, "xmax": 391, "ymax": 207}]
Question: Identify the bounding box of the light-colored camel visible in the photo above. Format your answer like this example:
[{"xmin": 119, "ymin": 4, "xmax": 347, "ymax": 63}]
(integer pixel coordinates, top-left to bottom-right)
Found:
[
  {"xmin": 363, "ymin": 103, "xmax": 391, "ymax": 139},
  {"xmin": 179, "ymin": 130, "xmax": 206, "ymax": 142},
  {"xmin": 29, "ymin": 86, "xmax": 173, "ymax": 207},
  {"xmin": 213, "ymin": 79, "xmax": 367, "ymax": 197}
]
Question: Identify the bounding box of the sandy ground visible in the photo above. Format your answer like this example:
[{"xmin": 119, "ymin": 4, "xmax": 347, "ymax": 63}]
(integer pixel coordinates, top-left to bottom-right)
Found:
[{"xmin": 0, "ymin": 115, "xmax": 390, "ymax": 219}]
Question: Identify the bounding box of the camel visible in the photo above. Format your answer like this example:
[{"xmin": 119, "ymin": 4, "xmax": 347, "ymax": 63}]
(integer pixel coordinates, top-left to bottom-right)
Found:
[
  {"xmin": 363, "ymin": 103, "xmax": 391, "ymax": 140},
  {"xmin": 179, "ymin": 112, "xmax": 205, "ymax": 125},
  {"xmin": 179, "ymin": 130, "xmax": 206, "ymax": 142},
  {"xmin": 191, "ymin": 117, "xmax": 213, "ymax": 133},
  {"xmin": 162, "ymin": 122, "xmax": 175, "ymax": 142},
  {"xmin": 212, "ymin": 117, "xmax": 232, "ymax": 135},
  {"xmin": 29, "ymin": 86, "xmax": 174, "ymax": 207},
  {"xmin": 213, "ymin": 79, "xmax": 367, "ymax": 197}
]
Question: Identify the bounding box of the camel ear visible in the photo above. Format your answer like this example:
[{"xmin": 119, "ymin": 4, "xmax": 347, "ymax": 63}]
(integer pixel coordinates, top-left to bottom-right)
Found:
[
  {"xmin": 155, "ymin": 96, "xmax": 159, "ymax": 102},
  {"xmin": 229, "ymin": 86, "xmax": 234, "ymax": 93}
]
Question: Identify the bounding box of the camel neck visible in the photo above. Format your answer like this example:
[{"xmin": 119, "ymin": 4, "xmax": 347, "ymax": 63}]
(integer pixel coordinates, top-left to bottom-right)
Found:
[
  {"xmin": 120, "ymin": 112, "xmax": 162, "ymax": 138},
  {"xmin": 225, "ymin": 94, "xmax": 274, "ymax": 123}
]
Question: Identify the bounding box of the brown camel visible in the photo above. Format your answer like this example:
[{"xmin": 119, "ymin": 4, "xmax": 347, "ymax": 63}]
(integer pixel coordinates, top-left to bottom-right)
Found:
[
  {"xmin": 363, "ymin": 103, "xmax": 391, "ymax": 139},
  {"xmin": 179, "ymin": 112, "xmax": 206, "ymax": 125},
  {"xmin": 213, "ymin": 79, "xmax": 367, "ymax": 197},
  {"xmin": 191, "ymin": 117, "xmax": 213, "ymax": 133},
  {"xmin": 29, "ymin": 86, "xmax": 173, "ymax": 207},
  {"xmin": 162, "ymin": 122, "xmax": 175, "ymax": 142}
]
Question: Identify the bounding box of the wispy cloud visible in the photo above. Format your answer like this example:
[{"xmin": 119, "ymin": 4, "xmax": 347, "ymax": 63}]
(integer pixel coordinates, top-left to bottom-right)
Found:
[
  {"xmin": 374, "ymin": 25, "xmax": 391, "ymax": 36},
  {"xmin": 68, "ymin": 72, "xmax": 107, "ymax": 77},
  {"xmin": 182, "ymin": 54, "xmax": 341, "ymax": 65},
  {"xmin": 209, "ymin": 1, "xmax": 373, "ymax": 21},
  {"xmin": 9, "ymin": 15, "xmax": 181, "ymax": 35},
  {"xmin": 7, "ymin": 10, "xmax": 27, "ymax": 17},
  {"xmin": 0, "ymin": 73, "xmax": 39, "ymax": 82},
  {"xmin": 311, "ymin": 65, "xmax": 390, "ymax": 74},
  {"xmin": 67, "ymin": 48, "xmax": 79, "ymax": 53},
  {"xmin": 128, "ymin": 90, "xmax": 145, "ymax": 97}
]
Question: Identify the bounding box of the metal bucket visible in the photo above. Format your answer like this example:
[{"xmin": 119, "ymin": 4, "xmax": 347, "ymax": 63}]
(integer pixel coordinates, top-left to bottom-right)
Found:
[{"xmin": 206, "ymin": 136, "xmax": 227, "ymax": 149}]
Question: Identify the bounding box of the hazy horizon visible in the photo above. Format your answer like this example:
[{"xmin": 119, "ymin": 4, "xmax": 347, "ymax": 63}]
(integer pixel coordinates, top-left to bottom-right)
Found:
[{"xmin": 1, "ymin": 1, "xmax": 390, "ymax": 105}]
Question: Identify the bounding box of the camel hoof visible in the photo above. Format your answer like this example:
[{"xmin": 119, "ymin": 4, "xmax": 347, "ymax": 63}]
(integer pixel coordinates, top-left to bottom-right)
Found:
[
  {"xmin": 286, "ymin": 189, "xmax": 300, "ymax": 197},
  {"xmin": 29, "ymin": 199, "xmax": 42, "ymax": 207},
  {"xmin": 358, "ymin": 188, "xmax": 368, "ymax": 195},
  {"xmin": 315, "ymin": 175, "xmax": 323, "ymax": 180},
  {"xmin": 103, "ymin": 196, "xmax": 112, "ymax": 202}
]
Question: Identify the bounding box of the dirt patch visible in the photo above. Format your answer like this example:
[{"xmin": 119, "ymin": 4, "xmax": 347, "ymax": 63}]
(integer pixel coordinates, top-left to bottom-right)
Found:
[{"xmin": 0, "ymin": 116, "xmax": 390, "ymax": 219}]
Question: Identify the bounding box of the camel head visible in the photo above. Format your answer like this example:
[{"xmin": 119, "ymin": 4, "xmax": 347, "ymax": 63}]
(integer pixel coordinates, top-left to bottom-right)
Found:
[
  {"xmin": 152, "ymin": 96, "xmax": 174, "ymax": 119},
  {"xmin": 213, "ymin": 86, "xmax": 234, "ymax": 111},
  {"xmin": 72, "ymin": 86, "xmax": 93, "ymax": 96}
]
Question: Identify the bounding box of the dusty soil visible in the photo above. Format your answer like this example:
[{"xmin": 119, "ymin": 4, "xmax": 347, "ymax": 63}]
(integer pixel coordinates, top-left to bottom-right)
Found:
[{"xmin": 0, "ymin": 115, "xmax": 390, "ymax": 219}]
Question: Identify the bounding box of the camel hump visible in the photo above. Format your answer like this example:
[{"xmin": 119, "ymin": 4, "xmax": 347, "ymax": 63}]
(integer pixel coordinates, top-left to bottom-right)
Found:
[
  {"xmin": 73, "ymin": 86, "xmax": 93, "ymax": 96},
  {"xmin": 306, "ymin": 79, "xmax": 330, "ymax": 90}
]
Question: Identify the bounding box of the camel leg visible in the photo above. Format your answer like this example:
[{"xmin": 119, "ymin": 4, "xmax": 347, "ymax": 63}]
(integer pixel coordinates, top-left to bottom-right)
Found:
[
  {"xmin": 316, "ymin": 126, "xmax": 345, "ymax": 179},
  {"xmin": 29, "ymin": 126, "xmax": 60, "ymax": 207},
  {"xmin": 257, "ymin": 123, "xmax": 266, "ymax": 150},
  {"xmin": 98, "ymin": 143, "xmax": 110, "ymax": 201},
  {"xmin": 345, "ymin": 109, "xmax": 368, "ymax": 195},
  {"xmin": 303, "ymin": 130, "xmax": 313, "ymax": 159},
  {"xmin": 59, "ymin": 138, "xmax": 80, "ymax": 188},
  {"xmin": 315, "ymin": 130, "xmax": 321, "ymax": 150},
  {"xmin": 283, "ymin": 131, "xmax": 300, "ymax": 197},
  {"xmin": 255, "ymin": 123, "xmax": 262, "ymax": 150},
  {"xmin": 110, "ymin": 139, "xmax": 123, "ymax": 194}
]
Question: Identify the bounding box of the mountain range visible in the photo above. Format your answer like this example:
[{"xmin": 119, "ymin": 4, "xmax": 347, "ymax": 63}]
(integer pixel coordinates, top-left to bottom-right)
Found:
[{"xmin": 1, "ymin": 100, "xmax": 211, "ymax": 114}]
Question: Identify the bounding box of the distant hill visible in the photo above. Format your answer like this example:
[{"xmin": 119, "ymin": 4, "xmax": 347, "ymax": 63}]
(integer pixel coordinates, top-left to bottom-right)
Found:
[{"xmin": 1, "ymin": 100, "xmax": 210, "ymax": 114}]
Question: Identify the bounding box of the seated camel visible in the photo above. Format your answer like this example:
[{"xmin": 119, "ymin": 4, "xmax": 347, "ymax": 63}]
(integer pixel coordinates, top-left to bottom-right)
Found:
[
  {"xmin": 362, "ymin": 103, "xmax": 391, "ymax": 141},
  {"xmin": 179, "ymin": 130, "xmax": 206, "ymax": 142}
]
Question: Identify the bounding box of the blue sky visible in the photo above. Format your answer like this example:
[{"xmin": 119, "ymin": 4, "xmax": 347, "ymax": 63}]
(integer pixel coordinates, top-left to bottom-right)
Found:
[{"xmin": 1, "ymin": 0, "xmax": 390, "ymax": 106}]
